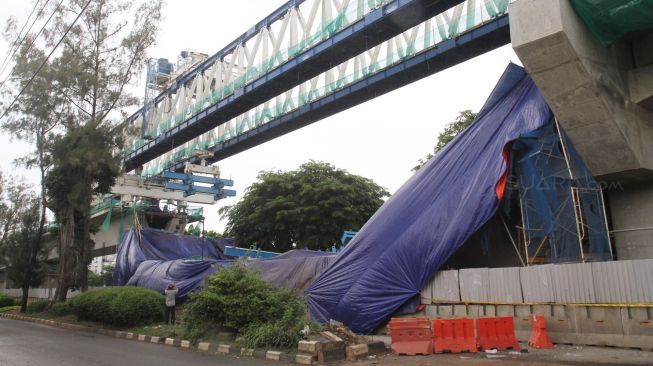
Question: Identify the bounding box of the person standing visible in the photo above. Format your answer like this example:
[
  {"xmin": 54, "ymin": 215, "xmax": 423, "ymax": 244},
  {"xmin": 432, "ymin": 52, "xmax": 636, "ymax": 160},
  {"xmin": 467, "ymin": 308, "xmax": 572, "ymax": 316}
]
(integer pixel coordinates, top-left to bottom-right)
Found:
[{"xmin": 164, "ymin": 283, "xmax": 179, "ymax": 325}]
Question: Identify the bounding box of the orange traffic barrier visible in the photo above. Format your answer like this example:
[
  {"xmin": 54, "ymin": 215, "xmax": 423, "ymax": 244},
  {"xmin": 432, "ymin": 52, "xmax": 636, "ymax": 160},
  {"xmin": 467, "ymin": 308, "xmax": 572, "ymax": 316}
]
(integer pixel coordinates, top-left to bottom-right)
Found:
[
  {"xmin": 475, "ymin": 317, "xmax": 520, "ymax": 351},
  {"xmin": 528, "ymin": 315, "xmax": 553, "ymax": 349},
  {"xmin": 388, "ymin": 318, "xmax": 433, "ymax": 355},
  {"xmin": 433, "ymin": 318, "xmax": 477, "ymax": 353},
  {"xmin": 496, "ymin": 317, "xmax": 520, "ymax": 350}
]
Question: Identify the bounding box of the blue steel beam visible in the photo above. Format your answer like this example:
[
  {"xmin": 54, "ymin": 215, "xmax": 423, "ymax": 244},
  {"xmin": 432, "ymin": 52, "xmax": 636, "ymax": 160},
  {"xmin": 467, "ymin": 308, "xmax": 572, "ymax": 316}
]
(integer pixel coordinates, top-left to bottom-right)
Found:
[
  {"xmin": 161, "ymin": 171, "xmax": 234, "ymax": 187},
  {"xmin": 168, "ymin": 15, "xmax": 510, "ymax": 171},
  {"xmin": 123, "ymin": 0, "xmax": 467, "ymax": 171},
  {"xmin": 164, "ymin": 182, "xmax": 237, "ymax": 198}
]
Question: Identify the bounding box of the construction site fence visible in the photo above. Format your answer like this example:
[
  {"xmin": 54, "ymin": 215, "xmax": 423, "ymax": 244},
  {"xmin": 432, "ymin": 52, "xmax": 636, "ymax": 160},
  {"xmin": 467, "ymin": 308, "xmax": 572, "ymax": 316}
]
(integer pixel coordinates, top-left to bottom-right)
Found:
[{"xmin": 421, "ymin": 259, "xmax": 653, "ymax": 306}]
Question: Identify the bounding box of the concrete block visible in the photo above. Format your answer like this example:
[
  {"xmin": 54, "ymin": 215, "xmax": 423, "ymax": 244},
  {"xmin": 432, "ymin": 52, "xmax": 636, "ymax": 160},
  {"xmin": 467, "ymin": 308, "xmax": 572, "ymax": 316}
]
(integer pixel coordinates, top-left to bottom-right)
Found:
[
  {"xmin": 367, "ymin": 341, "xmax": 386, "ymax": 355},
  {"xmin": 266, "ymin": 350, "xmax": 282, "ymax": 361},
  {"xmin": 295, "ymin": 353, "xmax": 316, "ymax": 365},
  {"xmin": 150, "ymin": 336, "xmax": 161, "ymax": 344},
  {"xmin": 164, "ymin": 338, "xmax": 175, "ymax": 346},
  {"xmin": 197, "ymin": 342, "xmax": 210, "ymax": 351},
  {"xmin": 252, "ymin": 349, "xmax": 267, "ymax": 359},
  {"xmin": 298, "ymin": 340, "xmax": 320, "ymax": 355},
  {"xmin": 453, "ymin": 304, "xmax": 468, "ymax": 317},
  {"xmin": 497, "ymin": 305, "xmax": 514, "ymax": 317},
  {"xmin": 180, "ymin": 340, "xmax": 191, "ymax": 348},
  {"xmin": 317, "ymin": 345, "xmax": 346, "ymax": 364},
  {"xmin": 515, "ymin": 305, "xmax": 532, "ymax": 320},
  {"xmin": 424, "ymin": 304, "xmax": 438, "ymax": 318},
  {"xmin": 485, "ymin": 305, "xmax": 496, "ymax": 317},
  {"xmin": 436, "ymin": 304, "xmax": 453, "ymax": 317},
  {"xmin": 321, "ymin": 331, "xmax": 343, "ymax": 342},
  {"xmin": 217, "ymin": 344, "xmax": 230, "ymax": 354},
  {"xmin": 137, "ymin": 334, "xmax": 147, "ymax": 341},
  {"xmin": 125, "ymin": 332, "xmax": 134, "ymax": 340},
  {"xmin": 346, "ymin": 344, "xmax": 368, "ymax": 361},
  {"xmin": 467, "ymin": 305, "xmax": 484, "ymax": 318},
  {"xmin": 621, "ymin": 308, "xmax": 653, "ymax": 337}
]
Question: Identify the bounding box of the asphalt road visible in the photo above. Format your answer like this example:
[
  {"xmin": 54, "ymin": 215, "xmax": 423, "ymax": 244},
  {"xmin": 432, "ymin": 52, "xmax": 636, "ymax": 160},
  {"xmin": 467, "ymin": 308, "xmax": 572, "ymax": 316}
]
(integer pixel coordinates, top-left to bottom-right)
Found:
[{"xmin": 0, "ymin": 317, "xmax": 272, "ymax": 366}]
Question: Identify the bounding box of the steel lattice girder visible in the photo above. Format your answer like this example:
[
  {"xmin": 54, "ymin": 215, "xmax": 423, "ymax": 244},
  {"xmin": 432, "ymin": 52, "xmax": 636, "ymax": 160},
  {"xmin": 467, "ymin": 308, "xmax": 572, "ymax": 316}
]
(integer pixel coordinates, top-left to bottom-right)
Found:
[
  {"xmin": 168, "ymin": 14, "xmax": 510, "ymax": 172},
  {"xmin": 123, "ymin": 0, "xmax": 468, "ymax": 171}
]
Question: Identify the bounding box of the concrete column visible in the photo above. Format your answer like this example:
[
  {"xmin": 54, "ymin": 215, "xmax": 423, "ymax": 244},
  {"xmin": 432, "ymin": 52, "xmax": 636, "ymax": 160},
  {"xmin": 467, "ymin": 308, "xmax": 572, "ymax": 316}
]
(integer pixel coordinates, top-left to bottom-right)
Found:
[
  {"xmin": 608, "ymin": 183, "xmax": 653, "ymax": 259},
  {"xmin": 509, "ymin": 0, "xmax": 653, "ymax": 259},
  {"xmin": 509, "ymin": 0, "xmax": 653, "ymax": 179}
]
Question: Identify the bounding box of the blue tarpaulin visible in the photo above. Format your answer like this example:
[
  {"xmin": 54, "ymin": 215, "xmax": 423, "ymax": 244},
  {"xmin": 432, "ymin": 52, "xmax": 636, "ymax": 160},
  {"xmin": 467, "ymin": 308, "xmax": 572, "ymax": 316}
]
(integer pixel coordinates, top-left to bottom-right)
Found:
[
  {"xmin": 512, "ymin": 123, "xmax": 611, "ymax": 263},
  {"xmin": 113, "ymin": 228, "xmax": 228, "ymax": 286},
  {"xmin": 306, "ymin": 64, "xmax": 554, "ymax": 334},
  {"xmin": 114, "ymin": 228, "xmax": 335, "ymax": 297}
]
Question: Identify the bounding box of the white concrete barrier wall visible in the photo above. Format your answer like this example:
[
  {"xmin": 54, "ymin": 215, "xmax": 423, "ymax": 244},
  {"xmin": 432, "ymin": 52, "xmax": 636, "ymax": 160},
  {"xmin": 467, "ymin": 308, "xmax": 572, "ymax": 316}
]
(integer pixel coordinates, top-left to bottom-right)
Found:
[{"xmin": 422, "ymin": 259, "xmax": 653, "ymax": 304}]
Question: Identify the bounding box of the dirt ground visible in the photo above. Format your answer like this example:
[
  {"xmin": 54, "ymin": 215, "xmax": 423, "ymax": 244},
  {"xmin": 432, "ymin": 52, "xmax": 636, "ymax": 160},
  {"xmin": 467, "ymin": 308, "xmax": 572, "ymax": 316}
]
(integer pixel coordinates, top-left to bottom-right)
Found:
[{"xmin": 353, "ymin": 344, "xmax": 653, "ymax": 366}]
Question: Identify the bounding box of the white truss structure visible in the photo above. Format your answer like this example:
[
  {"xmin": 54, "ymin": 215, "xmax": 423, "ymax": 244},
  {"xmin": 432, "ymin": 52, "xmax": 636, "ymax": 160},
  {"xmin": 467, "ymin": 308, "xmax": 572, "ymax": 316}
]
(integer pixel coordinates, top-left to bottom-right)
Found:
[{"xmin": 128, "ymin": 0, "xmax": 512, "ymax": 176}]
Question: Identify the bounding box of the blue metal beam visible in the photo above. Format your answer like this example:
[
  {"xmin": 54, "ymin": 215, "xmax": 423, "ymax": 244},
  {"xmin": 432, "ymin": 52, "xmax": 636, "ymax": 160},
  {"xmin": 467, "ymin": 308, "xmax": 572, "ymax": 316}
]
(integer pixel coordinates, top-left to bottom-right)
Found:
[
  {"xmin": 164, "ymin": 182, "xmax": 237, "ymax": 198},
  {"xmin": 123, "ymin": 0, "xmax": 466, "ymax": 171},
  {"xmin": 168, "ymin": 15, "xmax": 510, "ymax": 172},
  {"xmin": 161, "ymin": 171, "xmax": 234, "ymax": 186}
]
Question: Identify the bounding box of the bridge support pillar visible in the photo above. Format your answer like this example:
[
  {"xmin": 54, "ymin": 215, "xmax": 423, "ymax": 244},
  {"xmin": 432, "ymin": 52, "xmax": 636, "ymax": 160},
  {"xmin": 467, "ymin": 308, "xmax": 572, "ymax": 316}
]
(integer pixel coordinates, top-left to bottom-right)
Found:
[{"xmin": 509, "ymin": 0, "xmax": 653, "ymax": 259}]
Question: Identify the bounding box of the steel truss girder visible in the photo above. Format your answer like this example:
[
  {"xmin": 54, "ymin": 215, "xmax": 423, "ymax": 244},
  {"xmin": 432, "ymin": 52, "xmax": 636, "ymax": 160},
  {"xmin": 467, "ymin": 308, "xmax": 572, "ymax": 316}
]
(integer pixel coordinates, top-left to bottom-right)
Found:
[
  {"xmin": 168, "ymin": 15, "xmax": 510, "ymax": 171},
  {"xmin": 123, "ymin": 0, "xmax": 467, "ymax": 171}
]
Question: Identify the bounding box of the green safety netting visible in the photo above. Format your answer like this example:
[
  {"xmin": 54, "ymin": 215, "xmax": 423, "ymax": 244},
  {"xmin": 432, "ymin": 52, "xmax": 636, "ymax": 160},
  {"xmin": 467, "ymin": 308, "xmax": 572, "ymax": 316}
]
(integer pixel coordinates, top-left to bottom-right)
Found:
[
  {"xmin": 92, "ymin": 196, "xmax": 204, "ymax": 236},
  {"xmin": 141, "ymin": 0, "xmax": 509, "ymax": 176},
  {"xmin": 124, "ymin": 0, "xmax": 390, "ymax": 157},
  {"xmin": 570, "ymin": 0, "xmax": 653, "ymax": 47}
]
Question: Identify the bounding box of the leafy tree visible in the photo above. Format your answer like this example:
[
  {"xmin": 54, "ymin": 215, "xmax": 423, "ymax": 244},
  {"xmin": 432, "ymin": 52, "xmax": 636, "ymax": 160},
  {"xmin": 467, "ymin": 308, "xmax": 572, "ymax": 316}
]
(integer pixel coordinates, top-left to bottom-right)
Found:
[
  {"xmin": 44, "ymin": 121, "xmax": 122, "ymax": 300},
  {"xmin": 412, "ymin": 110, "xmax": 477, "ymax": 171},
  {"xmin": 88, "ymin": 263, "xmax": 114, "ymax": 286},
  {"xmin": 204, "ymin": 230, "xmax": 221, "ymax": 240},
  {"xmin": 184, "ymin": 224, "xmax": 201, "ymax": 236},
  {"xmin": 2, "ymin": 0, "xmax": 163, "ymax": 301},
  {"xmin": 221, "ymin": 161, "xmax": 389, "ymax": 251},
  {"xmin": 0, "ymin": 175, "xmax": 48, "ymax": 313},
  {"xmin": 87, "ymin": 270, "xmax": 104, "ymax": 287}
]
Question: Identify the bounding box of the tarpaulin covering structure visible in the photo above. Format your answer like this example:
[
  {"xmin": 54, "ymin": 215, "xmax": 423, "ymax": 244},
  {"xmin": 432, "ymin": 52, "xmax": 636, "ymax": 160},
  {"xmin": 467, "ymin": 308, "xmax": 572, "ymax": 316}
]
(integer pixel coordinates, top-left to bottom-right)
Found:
[
  {"xmin": 306, "ymin": 64, "xmax": 554, "ymax": 334},
  {"xmin": 570, "ymin": 0, "xmax": 653, "ymax": 46},
  {"xmin": 113, "ymin": 228, "xmax": 231, "ymax": 297},
  {"xmin": 248, "ymin": 250, "xmax": 337, "ymax": 293},
  {"xmin": 510, "ymin": 123, "xmax": 611, "ymax": 263},
  {"xmin": 114, "ymin": 228, "xmax": 335, "ymax": 297}
]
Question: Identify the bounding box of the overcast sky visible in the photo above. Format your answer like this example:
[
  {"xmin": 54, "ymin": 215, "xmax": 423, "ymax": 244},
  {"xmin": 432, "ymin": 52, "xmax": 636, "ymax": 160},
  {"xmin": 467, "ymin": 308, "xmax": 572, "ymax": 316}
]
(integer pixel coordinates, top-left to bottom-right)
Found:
[{"xmin": 0, "ymin": 0, "xmax": 520, "ymax": 233}]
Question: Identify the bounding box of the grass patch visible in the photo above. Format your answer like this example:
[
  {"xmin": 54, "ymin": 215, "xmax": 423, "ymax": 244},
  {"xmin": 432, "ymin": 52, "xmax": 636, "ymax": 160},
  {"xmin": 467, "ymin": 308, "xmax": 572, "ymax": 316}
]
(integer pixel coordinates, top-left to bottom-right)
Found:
[
  {"xmin": 0, "ymin": 305, "xmax": 19, "ymax": 313},
  {"xmin": 128, "ymin": 323, "xmax": 186, "ymax": 338}
]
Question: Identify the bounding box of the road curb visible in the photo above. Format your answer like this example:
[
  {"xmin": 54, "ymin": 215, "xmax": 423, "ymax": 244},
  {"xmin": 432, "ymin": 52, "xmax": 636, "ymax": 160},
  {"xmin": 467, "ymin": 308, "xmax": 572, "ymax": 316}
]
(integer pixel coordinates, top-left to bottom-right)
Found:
[{"xmin": 0, "ymin": 312, "xmax": 293, "ymax": 363}]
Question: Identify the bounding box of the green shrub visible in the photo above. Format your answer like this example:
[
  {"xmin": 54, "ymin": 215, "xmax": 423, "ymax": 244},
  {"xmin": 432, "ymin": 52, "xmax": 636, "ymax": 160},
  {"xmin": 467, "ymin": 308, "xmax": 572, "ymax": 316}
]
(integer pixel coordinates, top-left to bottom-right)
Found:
[
  {"xmin": 27, "ymin": 300, "xmax": 49, "ymax": 313},
  {"xmin": 0, "ymin": 294, "xmax": 15, "ymax": 307},
  {"xmin": 185, "ymin": 263, "xmax": 307, "ymax": 347},
  {"xmin": 69, "ymin": 287, "xmax": 165, "ymax": 326},
  {"xmin": 50, "ymin": 302, "xmax": 71, "ymax": 316}
]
